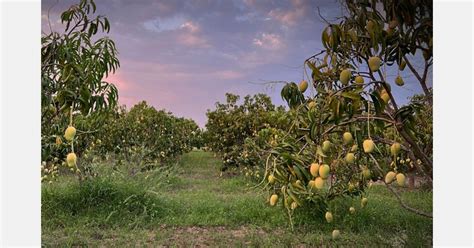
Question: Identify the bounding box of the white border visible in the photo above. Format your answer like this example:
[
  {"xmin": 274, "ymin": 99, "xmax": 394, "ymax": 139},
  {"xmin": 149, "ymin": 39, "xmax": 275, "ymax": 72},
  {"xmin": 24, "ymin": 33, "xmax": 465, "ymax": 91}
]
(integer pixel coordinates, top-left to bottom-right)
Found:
[
  {"xmin": 0, "ymin": 0, "xmax": 473, "ymax": 247},
  {"xmin": 433, "ymin": 0, "xmax": 473, "ymax": 247},
  {"xmin": 0, "ymin": 0, "xmax": 41, "ymax": 246},
  {"xmin": 472, "ymin": 0, "xmax": 474, "ymax": 246}
]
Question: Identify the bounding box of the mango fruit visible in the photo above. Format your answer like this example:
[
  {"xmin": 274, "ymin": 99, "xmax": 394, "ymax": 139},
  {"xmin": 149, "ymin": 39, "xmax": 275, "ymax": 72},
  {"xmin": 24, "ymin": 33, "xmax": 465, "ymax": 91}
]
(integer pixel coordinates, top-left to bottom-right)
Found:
[
  {"xmin": 350, "ymin": 144, "xmax": 358, "ymax": 152},
  {"xmin": 390, "ymin": 142, "xmax": 401, "ymax": 156},
  {"xmin": 322, "ymin": 140, "xmax": 332, "ymax": 153},
  {"xmin": 339, "ymin": 69, "xmax": 352, "ymax": 85},
  {"xmin": 345, "ymin": 153, "xmax": 355, "ymax": 164},
  {"xmin": 66, "ymin": 153, "xmax": 77, "ymax": 167},
  {"xmin": 363, "ymin": 139, "xmax": 375, "ymax": 153},
  {"xmin": 64, "ymin": 126, "xmax": 76, "ymax": 141},
  {"xmin": 270, "ymin": 194, "xmax": 278, "ymax": 206},
  {"xmin": 385, "ymin": 171, "xmax": 396, "ymax": 184},
  {"xmin": 319, "ymin": 164, "xmax": 330, "ymax": 179},
  {"xmin": 310, "ymin": 163, "xmax": 320, "ymax": 177},
  {"xmin": 396, "ymin": 173, "xmax": 406, "ymax": 186},
  {"xmin": 325, "ymin": 211, "xmax": 333, "ymax": 223},
  {"xmin": 368, "ymin": 56, "xmax": 381, "ymax": 72},
  {"xmin": 349, "ymin": 207, "xmax": 356, "ymax": 214},
  {"xmin": 299, "ymin": 80, "xmax": 308, "ymax": 92},
  {"xmin": 343, "ymin": 132, "xmax": 353, "ymax": 144},
  {"xmin": 268, "ymin": 175, "xmax": 276, "ymax": 184},
  {"xmin": 395, "ymin": 75, "xmax": 404, "ymax": 86},
  {"xmin": 380, "ymin": 92, "xmax": 390, "ymax": 103},
  {"xmin": 315, "ymin": 177, "xmax": 325, "ymax": 189},
  {"xmin": 355, "ymin": 75, "xmax": 364, "ymax": 85}
]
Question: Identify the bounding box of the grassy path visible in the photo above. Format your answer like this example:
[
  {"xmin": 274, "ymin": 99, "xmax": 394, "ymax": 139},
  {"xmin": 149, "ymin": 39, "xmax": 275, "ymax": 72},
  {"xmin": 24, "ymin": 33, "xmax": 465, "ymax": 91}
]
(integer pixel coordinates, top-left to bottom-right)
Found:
[{"xmin": 42, "ymin": 151, "xmax": 432, "ymax": 247}]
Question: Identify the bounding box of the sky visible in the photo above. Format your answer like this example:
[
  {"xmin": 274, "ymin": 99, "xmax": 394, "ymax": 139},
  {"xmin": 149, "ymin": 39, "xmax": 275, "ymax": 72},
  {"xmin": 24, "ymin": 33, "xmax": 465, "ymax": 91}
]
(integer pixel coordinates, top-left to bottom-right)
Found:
[{"xmin": 41, "ymin": 0, "xmax": 430, "ymax": 127}]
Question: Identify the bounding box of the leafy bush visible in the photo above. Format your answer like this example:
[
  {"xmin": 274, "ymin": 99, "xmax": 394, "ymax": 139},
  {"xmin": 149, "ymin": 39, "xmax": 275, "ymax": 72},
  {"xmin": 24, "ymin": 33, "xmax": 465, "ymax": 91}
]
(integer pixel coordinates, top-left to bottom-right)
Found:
[
  {"xmin": 93, "ymin": 101, "xmax": 201, "ymax": 168},
  {"xmin": 205, "ymin": 93, "xmax": 289, "ymax": 170}
]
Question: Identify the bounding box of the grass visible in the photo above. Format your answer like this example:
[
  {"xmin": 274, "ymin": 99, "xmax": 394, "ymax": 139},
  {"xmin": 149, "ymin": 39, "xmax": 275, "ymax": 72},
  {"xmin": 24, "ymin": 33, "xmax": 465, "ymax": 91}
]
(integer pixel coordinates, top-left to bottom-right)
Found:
[{"xmin": 42, "ymin": 150, "xmax": 432, "ymax": 247}]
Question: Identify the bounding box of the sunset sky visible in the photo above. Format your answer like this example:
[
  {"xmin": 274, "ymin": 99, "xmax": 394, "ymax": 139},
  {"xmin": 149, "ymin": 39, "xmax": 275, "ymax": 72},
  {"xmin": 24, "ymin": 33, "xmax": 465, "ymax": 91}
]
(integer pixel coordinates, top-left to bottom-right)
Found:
[{"xmin": 41, "ymin": 0, "xmax": 430, "ymax": 127}]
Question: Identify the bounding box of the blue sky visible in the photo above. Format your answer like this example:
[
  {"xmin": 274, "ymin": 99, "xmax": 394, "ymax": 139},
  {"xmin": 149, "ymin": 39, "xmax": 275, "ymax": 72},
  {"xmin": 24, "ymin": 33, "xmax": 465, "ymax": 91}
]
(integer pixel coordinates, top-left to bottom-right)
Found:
[{"xmin": 42, "ymin": 0, "xmax": 431, "ymax": 127}]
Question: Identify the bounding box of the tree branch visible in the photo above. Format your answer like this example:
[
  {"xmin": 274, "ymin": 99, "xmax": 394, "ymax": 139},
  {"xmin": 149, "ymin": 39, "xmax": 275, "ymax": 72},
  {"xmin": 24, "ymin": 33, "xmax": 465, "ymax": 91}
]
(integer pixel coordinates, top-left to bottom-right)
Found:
[
  {"xmin": 376, "ymin": 70, "xmax": 399, "ymax": 111},
  {"xmin": 403, "ymin": 55, "xmax": 431, "ymax": 101},
  {"xmin": 321, "ymin": 115, "xmax": 396, "ymax": 136},
  {"xmin": 369, "ymin": 154, "xmax": 432, "ymax": 218},
  {"xmin": 397, "ymin": 128, "xmax": 433, "ymax": 179},
  {"xmin": 371, "ymin": 135, "xmax": 433, "ymax": 185}
]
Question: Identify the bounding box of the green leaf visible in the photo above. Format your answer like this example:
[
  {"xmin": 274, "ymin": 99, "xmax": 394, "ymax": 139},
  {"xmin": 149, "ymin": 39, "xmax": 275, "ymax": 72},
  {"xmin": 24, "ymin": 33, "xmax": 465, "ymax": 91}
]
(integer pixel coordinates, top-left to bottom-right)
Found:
[
  {"xmin": 316, "ymin": 146, "xmax": 327, "ymax": 158},
  {"xmin": 341, "ymin": 91, "xmax": 361, "ymax": 100},
  {"xmin": 369, "ymin": 93, "xmax": 382, "ymax": 115}
]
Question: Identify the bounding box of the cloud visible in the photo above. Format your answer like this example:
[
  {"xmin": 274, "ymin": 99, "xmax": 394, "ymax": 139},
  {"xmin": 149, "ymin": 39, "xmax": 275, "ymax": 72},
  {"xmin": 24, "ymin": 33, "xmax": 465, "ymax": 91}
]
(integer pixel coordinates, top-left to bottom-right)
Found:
[
  {"xmin": 177, "ymin": 21, "xmax": 210, "ymax": 48},
  {"xmin": 253, "ymin": 33, "xmax": 285, "ymax": 50},
  {"xmin": 178, "ymin": 33, "xmax": 209, "ymax": 48},
  {"xmin": 180, "ymin": 21, "xmax": 200, "ymax": 32},
  {"xmin": 268, "ymin": 0, "xmax": 312, "ymax": 27},
  {"xmin": 268, "ymin": 8, "xmax": 303, "ymax": 26},
  {"xmin": 142, "ymin": 16, "xmax": 209, "ymax": 48},
  {"xmin": 143, "ymin": 15, "xmax": 187, "ymax": 33}
]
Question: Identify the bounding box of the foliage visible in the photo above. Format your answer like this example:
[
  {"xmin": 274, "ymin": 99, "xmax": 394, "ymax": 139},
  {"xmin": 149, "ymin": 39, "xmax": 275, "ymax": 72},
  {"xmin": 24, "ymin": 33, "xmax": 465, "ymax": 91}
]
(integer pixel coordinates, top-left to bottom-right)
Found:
[
  {"xmin": 41, "ymin": 0, "xmax": 119, "ymax": 119},
  {"xmin": 93, "ymin": 101, "xmax": 201, "ymax": 168},
  {"xmin": 205, "ymin": 93, "xmax": 289, "ymax": 170},
  {"xmin": 255, "ymin": 0, "xmax": 433, "ymax": 227},
  {"xmin": 41, "ymin": 0, "xmax": 202, "ymax": 182},
  {"xmin": 408, "ymin": 93, "xmax": 432, "ymax": 160},
  {"xmin": 41, "ymin": 0, "xmax": 119, "ymax": 180}
]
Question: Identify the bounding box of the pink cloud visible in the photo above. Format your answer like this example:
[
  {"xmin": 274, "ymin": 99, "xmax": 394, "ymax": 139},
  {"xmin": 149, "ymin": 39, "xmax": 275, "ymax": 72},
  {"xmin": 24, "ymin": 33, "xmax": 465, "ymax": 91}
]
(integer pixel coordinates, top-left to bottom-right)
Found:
[
  {"xmin": 253, "ymin": 33, "xmax": 285, "ymax": 50},
  {"xmin": 177, "ymin": 21, "xmax": 209, "ymax": 48},
  {"xmin": 178, "ymin": 32, "xmax": 209, "ymax": 48},
  {"xmin": 268, "ymin": 0, "xmax": 311, "ymax": 26},
  {"xmin": 180, "ymin": 21, "xmax": 200, "ymax": 33}
]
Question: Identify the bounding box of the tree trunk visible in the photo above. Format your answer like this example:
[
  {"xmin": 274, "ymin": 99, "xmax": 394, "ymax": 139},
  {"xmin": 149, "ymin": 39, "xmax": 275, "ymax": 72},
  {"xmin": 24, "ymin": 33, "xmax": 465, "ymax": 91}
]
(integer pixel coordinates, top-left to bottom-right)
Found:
[{"xmin": 408, "ymin": 173, "xmax": 415, "ymax": 189}]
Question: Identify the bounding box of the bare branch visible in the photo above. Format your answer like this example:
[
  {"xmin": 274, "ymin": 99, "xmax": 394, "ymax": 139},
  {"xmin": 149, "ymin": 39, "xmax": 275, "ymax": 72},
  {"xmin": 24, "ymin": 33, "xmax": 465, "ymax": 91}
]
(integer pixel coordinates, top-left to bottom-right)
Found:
[
  {"xmin": 46, "ymin": 0, "xmax": 59, "ymax": 33},
  {"xmin": 316, "ymin": 7, "xmax": 331, "ymax": 25},
  {"xmin": 403, "ymin": 55, "xmax": 431, "ymax": 99}
]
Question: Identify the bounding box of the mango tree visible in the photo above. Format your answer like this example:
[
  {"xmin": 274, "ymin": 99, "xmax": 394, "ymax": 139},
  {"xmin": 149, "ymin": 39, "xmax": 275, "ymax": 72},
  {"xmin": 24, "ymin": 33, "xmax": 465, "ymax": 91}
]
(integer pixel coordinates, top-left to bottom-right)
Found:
[
  {"xmin": 41, "ymin": 0, "xmax": 119, "ymax": 181},
  {"xmin": 86, "ymin": 101, "xmax": 201, "ymax": 176},
  {"xmin": 262, "ymin": 0, "xmax": 432, "ymax": 230},
  {"xmin": 205, "ymin": 93, "xmax": 289, "ymax": 172}
]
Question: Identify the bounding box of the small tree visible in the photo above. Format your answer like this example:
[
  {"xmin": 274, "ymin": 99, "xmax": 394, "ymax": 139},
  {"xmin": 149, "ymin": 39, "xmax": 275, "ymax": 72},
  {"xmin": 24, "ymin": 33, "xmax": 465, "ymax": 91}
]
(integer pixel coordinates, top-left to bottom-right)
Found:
[{"xmin": 41, "ymin": 0, "xmax": 119, "ymax": 180}]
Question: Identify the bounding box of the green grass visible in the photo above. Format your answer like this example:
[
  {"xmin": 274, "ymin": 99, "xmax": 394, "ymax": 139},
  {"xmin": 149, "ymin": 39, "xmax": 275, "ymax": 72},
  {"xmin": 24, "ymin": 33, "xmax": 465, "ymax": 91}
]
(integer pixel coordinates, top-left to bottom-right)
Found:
[{"xmin": 42, "ymin": 150, "xmax": 432, "ymax": 247}]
